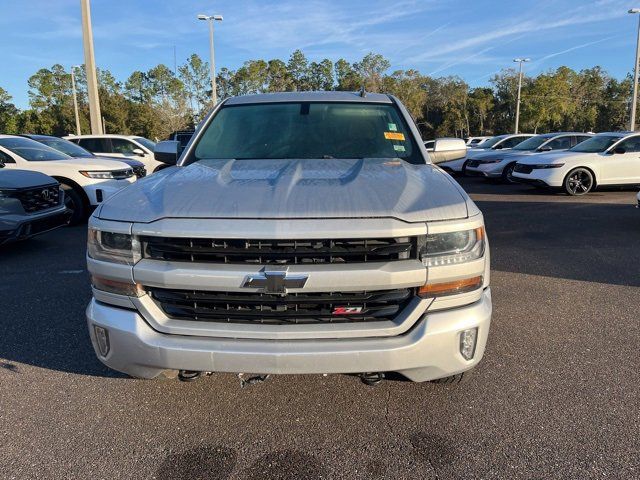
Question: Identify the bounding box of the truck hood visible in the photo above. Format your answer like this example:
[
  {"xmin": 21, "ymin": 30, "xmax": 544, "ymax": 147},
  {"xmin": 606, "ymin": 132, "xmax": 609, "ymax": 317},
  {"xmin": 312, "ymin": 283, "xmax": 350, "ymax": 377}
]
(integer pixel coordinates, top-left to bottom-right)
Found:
[
  {"xmin": 98, "ymin": 158, "xmax": 470, "ymax": 223},
  {"xmin": 0, "ymin": 169, "xmax": 58, "ymax": 189}
]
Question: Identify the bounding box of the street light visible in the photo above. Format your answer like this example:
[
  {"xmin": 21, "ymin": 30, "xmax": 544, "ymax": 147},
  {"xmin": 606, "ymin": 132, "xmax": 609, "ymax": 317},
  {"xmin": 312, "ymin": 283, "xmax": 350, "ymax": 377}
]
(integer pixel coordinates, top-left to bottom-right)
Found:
[
  {"xmin": 70, "ymin": 65, "xmax": 82, "ymax": 136},
  {"xmin": 513, "ymin": 58, "xmax": 530, "ymax": 134},
  {"xmin": 628, "ymin": 8, "xmax": 640, "ymax": 131},
  {"xmin": 197, "ymin": 13, "xmax": 223, "ymax": 105}
]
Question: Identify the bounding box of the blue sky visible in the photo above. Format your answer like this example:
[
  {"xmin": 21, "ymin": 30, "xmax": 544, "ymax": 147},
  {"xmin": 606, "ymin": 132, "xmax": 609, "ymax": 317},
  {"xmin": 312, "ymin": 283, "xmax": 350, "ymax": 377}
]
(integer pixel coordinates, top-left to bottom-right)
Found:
[{"xmin": 1, "ymin": 0, "xmax": 638, "ymax": 109}]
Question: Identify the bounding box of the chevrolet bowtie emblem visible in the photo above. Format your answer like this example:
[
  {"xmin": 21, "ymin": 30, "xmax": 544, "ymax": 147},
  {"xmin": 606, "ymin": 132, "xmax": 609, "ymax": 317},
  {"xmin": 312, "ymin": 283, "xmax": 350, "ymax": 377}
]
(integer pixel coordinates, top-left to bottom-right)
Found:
[{"xmin": 242, "ymin": 266, "xmax": 308, "ymax": 294}]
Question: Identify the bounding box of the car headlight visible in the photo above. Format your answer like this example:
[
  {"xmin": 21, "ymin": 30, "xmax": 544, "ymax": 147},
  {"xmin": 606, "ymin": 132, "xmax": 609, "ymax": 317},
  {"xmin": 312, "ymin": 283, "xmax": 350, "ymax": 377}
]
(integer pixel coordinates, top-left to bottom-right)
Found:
[
  {"xmin": 530, "ymin": 163, "xmax": 564, "ymax": 169},
  {"xmin": 420, "ymin": 227, "xmax": 485, "ymax": 267},
  {"xmin": 87, "ymin": 228, "xmax": 140, "ymax": 265},
  {"xmin": 80, "ymin": 169, "xmax": 134, "ymax": 179}
]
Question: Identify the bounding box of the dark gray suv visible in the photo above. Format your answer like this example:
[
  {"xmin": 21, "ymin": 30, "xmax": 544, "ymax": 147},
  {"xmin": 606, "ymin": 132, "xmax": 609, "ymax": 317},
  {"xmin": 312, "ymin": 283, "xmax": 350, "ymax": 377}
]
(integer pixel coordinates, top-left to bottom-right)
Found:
[{"xmin": 0, "ymin": 165, "xmax": 70, "ymax": 245}]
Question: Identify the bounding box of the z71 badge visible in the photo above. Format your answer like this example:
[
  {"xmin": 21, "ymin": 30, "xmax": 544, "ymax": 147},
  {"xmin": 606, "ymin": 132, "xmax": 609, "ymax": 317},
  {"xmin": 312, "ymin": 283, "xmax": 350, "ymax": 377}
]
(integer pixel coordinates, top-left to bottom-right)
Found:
[{"xmin": 332, "ymin": 307, "xmax": 363, "ymax": 315}]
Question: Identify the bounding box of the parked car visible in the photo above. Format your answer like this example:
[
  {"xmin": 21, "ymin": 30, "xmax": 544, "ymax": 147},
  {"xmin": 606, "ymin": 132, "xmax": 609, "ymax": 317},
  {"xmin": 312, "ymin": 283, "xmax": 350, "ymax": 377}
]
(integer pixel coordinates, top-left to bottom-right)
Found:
[
  {"xmin": 86, "ymin": 91, "xmax": 492, "ymax": 385},
  {"xmin": 0, "ymin": 166, "xmax": 70, "ymax": 245},
  {"xmin": 22, "ymin": 134, "xmax": 146, "ymax": 178},
  {"xmin": 512, "ymin": 131, "xmax": 640, "ymax": 195},
  {"xmin": 65, "ymin": 134, "xmax": 162, "ymax": 173},
  {"xmin": 0, "ymin": 135, "xmax": 136, "ymax": 224},
  {"xmin": 438, "ymin": 133, "xmax": 534, "ymax": 174},
  {"xmin": 465, "ymin": 132, "xmax": 593, "ymax": 183},
  {"xmin": 464, "ymin": 136, "xmax": 491, "ymax": 147}
]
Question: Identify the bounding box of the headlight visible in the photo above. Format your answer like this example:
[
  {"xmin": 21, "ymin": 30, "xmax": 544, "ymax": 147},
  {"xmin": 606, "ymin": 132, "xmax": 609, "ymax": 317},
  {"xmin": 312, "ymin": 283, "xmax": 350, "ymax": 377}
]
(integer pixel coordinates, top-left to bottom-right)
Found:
[
  {"xmin": 80, "ymin": 169, "xmax": 134, "ymax": 179},
  {"xmin": 530, "ymin": 163, "xmax": 564, "ymax": 169},
  {"xmin": 420, "ymin": 227, "xmax": 485, "ymax": 267},
  {"xmin": 87, "ymin": 228, "xmax": 140, "ymax": 265}
]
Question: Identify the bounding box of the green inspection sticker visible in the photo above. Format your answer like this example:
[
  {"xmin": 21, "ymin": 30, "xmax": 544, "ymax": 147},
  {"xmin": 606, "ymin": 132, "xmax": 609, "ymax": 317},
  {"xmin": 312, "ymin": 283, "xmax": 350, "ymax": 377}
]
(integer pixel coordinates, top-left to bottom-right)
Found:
[
  {"xmin": 388, "ymin": 123, "xmax": 398, "ymax": 131},
  {"xmin": 394, "ymin": 145, "xmax": 406, "ymax": 152}
]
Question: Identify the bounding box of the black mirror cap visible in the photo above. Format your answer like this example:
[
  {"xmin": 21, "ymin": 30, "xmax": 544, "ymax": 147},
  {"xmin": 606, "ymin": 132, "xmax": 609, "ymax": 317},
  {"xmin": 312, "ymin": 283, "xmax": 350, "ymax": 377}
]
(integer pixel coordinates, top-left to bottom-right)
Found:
[
  {"xmin": 538, "ymin": 145, "xmax": 552, "ymax": 152},
  {"xmin": 613, "ymin": 146, "xmax": 626, "ymax": 154},
  {"xmin": 154, "ymin": 140, "xmax": 180, "ymax": 165},
  {"xmin": 493, "ymin": 144, "xmax": 504, "ymax": 150}
]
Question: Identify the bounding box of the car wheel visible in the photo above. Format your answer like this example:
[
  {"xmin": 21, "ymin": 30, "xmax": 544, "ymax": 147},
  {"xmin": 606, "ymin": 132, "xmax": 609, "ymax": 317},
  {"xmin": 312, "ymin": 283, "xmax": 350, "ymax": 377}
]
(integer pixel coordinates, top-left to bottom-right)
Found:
[
  {"xmin": 61, "ymin": 184, "xmax": 86, "ymax": 225},
  {"xmin": 564, "ymin": 168, "xmax": 594, "ymax": 196},
  {"xmin": 501, "ymin": 162, "xmax": 518, "ymax": 184}
]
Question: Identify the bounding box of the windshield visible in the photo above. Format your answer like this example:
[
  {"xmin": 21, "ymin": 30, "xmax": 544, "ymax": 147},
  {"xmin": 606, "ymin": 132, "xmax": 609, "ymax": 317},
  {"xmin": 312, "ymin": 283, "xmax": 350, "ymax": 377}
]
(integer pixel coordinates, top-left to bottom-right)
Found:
[
  {"xmin": 569, "ymin": 135, "xmax": 619, "ymax": 153},
  {"xmin": 476, "ymin": 135, "xmax": 506, "ymax": 149},
  {"xmin": 0, "ymin": 137, "xmax": 71, "ymax": 161},
  {"xmin": 134, "ymin": 137, "xmax": 156, "ymax": 151},
  {"xmin": 513, "ymin": 136, "xmax": 550, "ymax": 151},
  {"xmin": 38, "ymin": 138, "xmax": 94, "ymax": 157},
  {"xmin": 192, "ymin": 102, "xmax": 422, "ymax": 164}
]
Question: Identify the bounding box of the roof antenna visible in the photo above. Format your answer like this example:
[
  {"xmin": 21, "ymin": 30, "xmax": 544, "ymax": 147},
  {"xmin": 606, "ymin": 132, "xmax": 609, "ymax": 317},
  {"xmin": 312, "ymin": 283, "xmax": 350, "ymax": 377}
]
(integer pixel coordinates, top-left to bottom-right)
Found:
[{"xmin": 359, "ymin": 85, "xmax": 367, "ymax": 98}]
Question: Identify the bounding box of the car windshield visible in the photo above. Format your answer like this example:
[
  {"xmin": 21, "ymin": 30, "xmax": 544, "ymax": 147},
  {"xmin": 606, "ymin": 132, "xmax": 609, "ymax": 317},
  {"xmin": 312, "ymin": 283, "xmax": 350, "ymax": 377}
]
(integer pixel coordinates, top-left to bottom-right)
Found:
[
  {"xmin": 134, "ymin": 137, "xmax": 156, "ymax": 151},
  {"xmin": 192, "ymin": 102, "xmax": 422, "ymax": 164},
  {"xmin": 0, "ymin": 137, "xmax": 71, "ymax": 161},
  {"xmin": 38, "ymin": 137, "xmax": 94, "ymax": 157},
  {"xmin": 475, "ymin": 135, "xmax": 506, "ymax": 149},
  {"xmin": 569, "ymin": 135, "xmax": 619, "ymax": 153},
  {"xmin": 513, "ymin": 136, "xmax": 551, "ymax": 151}
]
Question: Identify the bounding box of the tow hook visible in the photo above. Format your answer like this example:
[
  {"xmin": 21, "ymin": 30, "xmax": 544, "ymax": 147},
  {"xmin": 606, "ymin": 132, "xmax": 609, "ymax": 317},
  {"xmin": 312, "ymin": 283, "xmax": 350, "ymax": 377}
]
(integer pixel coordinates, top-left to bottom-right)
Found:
[
  {"xmin": 359, "ymin": 372, "xmax": 385, "ymax": 386},
  {"xmin": 238, "ymin": 373, "xmax": 271, "ymax": 388},
  {"xmin": 178, "ymin": 370, "xmax": 212, "ymax": 382}
]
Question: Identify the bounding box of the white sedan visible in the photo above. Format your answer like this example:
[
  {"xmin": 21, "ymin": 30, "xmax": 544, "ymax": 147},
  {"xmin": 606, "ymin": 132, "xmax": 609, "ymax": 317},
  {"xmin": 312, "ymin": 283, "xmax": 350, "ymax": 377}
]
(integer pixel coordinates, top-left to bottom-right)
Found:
[
  {"xmin": 0, "ymin": 135, "xmax": 135, "ymax": 224},
  {"xmin": 512, "ymin": 132, "xmax": 640, "ymax": 195}
]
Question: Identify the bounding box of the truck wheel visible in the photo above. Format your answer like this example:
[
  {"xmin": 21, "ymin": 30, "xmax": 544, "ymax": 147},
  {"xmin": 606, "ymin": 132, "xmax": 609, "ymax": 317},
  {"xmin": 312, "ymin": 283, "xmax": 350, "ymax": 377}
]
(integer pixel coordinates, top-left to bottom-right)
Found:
[
  {"xmin": 61, "ymin": 184, "xmax": 86, "ymax": 225},
  {"xmin": 430, "ymin": 372, "xmax": 470, "ymax": 384},
  {"xmin": 563, "ymin": 168, "xmax": 594, "ymax": 196},
  {"xmin": 501, "ymin": 162, "xmax": 518, "ymax": 184}
]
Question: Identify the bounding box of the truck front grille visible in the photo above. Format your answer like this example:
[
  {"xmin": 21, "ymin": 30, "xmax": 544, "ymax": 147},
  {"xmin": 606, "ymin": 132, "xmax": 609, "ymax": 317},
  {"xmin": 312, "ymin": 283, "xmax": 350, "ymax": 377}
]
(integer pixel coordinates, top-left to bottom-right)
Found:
[
  {"xmin": 141, "ymin": 237, "xmax": 415, "ymax": 264},
  {"xmin": 13, "ymin": 184, "xmax": 61, "ymax": 213},
  {"xmin": 149, "ymin": 287, "xmax": 414, "ymax": 324}
]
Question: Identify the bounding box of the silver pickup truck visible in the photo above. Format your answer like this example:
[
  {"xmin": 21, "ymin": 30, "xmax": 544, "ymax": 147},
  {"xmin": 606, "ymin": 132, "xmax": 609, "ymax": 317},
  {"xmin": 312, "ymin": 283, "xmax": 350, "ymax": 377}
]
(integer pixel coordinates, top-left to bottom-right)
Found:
[{"xmin": 86, "ymin": 91, "xmax": 491, "ymax": 384}]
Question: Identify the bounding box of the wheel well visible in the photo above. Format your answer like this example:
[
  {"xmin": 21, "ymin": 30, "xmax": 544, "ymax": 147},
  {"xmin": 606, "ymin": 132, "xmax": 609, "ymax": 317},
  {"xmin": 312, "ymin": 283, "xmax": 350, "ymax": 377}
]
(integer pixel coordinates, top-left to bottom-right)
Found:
[
  {"xmin": 52, "ymin": 177, "xmax": 90, "ymax": 207},
  {"xmin": 564, "ymin": 167, "xmax": 597, "ymax": 187}
]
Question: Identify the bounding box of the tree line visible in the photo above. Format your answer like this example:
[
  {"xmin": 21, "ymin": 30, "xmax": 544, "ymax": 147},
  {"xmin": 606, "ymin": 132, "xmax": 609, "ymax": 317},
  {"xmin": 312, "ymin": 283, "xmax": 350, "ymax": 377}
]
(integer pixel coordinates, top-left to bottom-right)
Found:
[{"xmin": 0, "ymin": 49, "xmax": 634, "ymax": 141}]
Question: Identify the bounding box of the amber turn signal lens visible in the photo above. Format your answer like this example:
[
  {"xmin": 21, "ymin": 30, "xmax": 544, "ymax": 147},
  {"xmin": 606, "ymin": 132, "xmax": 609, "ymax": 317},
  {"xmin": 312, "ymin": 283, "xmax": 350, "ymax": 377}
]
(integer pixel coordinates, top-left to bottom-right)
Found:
[
  {"xmin": 418, "ymin": 276, "xmax": 483, "ymax": 298},
  {"xmin": 91, "ymin": 275, "xmax": 145, "ymax": 297}
]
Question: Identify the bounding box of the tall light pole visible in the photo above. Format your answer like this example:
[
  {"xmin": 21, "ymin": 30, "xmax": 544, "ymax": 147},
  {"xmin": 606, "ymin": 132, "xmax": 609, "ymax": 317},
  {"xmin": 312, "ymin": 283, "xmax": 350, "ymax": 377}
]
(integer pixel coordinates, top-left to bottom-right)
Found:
[
  {"xmin": 197, "ymin": 14, "xmax": 223, "ymax": 105},
  {"xmin": 80, "ymin": 0, "xmax": 103, "ymax": 134},
  {"xmin": 70, "ymin": 65, "xmax": 82, "ymax": 135},
  {"xmin": 513, "ymin": 58, "xmax": 530, "ymax": 134},
  {"xmin": 628, "ymin": 8, "xmax": 640, "ymax": 131}
]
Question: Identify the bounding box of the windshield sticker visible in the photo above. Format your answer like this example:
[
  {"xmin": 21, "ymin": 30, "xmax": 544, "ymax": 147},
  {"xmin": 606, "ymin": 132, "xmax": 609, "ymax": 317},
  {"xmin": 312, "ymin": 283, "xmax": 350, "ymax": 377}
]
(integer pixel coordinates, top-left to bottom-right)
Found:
[
  {"xmin": 393, "ymin": 145, "xmax": 406, "ymax": 152},
  {"xmin": 384, "ymin": 132, "xmax": 405, "ymax": 141},
  {"xmin": 388, "ymin": 123, "xmax": 397, "ymax": 132}
]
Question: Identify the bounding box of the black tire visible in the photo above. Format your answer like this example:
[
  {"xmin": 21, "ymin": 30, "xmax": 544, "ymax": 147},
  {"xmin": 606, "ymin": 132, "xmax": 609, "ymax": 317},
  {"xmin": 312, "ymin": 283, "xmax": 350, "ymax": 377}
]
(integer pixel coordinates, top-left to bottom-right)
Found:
[
  {"xmin": 501, "ymin": 162, "xmax": 518, "ymax": 184},
  {"xmin": 61, "ymin": 184, "xmax": 86, "ymax": 225},
  {"xmin": 430, "ymin": 371, "xmax": 470, "ymax": 385},
  {"xmin": 563, "ymin": 168, "xmax": 594, "ymax": 196}
]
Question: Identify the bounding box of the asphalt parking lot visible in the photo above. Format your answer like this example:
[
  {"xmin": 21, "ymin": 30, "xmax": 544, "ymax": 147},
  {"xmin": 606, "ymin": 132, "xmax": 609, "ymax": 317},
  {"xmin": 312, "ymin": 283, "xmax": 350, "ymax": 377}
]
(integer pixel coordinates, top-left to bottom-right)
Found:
[{"xmin": 1, "ymin": 178, "xmax": 639, "ymax": 479}]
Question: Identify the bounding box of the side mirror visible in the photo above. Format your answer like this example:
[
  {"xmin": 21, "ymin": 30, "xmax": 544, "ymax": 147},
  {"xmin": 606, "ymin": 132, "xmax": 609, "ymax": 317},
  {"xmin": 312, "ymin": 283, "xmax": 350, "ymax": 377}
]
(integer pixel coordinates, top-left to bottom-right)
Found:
[
  {"xmin": 493, "ymin": 144, "xmax": 504, "ymax": 150},
  {"xmin": 613, "ymin": 146, "xmax": 626, "ymax": 154},
  {"xmin": 538, "ymin": 145, "xmax": 552, "ymax": 152},
  {"xmin": 132, "ymin": 148, "xmax": 146, "ymax": 157},
  {"xmin": 429, "ymin": 138, "xmax": 467, "ymax": 164},
  {"xmin": 154, "ymin": 141, "xmax": 180, "ymax": 165}
]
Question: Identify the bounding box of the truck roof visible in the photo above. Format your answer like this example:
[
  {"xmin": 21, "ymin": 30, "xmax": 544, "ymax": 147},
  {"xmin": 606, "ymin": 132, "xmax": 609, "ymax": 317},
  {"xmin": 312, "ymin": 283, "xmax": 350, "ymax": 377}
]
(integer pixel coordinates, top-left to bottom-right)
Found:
[{"xmin": 225, "ymin": 91, "xmax": 393, "ymax": 105}]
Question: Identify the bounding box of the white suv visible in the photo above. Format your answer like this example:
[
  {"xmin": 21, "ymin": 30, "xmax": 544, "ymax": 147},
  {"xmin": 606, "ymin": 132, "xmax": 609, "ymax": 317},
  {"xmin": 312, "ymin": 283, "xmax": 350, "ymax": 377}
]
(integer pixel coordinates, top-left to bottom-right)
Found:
[
  {"xmin": 0, "ymin": 135, "xmax": 135, "ymax": 224},
  {"xmin": 66, "ymin": 134, "xmax": 163, "ymax": 173}
]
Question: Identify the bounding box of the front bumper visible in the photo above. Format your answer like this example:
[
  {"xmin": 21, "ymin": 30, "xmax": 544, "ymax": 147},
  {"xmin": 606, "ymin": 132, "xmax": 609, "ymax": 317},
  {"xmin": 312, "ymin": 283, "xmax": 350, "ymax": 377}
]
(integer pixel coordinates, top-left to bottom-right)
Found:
[
  {"xmin": 86, "ymin": 288, "xmax": 492, "ymax": 382},
  {"xmin": 83, "ymin": 179, "xmax": 135, "ymax": 206},
  {"xmin": 0, "ymin": 207, "xmax": 71, "ymax": 245}
]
